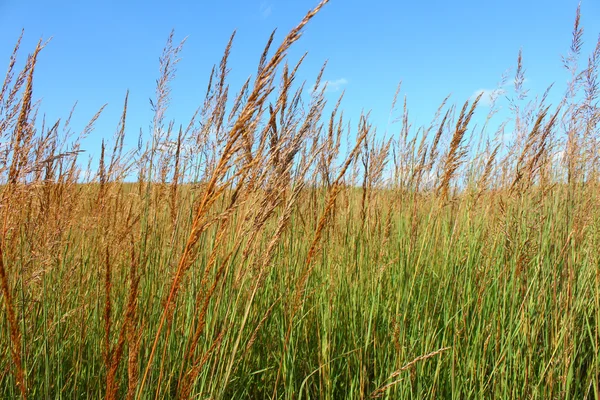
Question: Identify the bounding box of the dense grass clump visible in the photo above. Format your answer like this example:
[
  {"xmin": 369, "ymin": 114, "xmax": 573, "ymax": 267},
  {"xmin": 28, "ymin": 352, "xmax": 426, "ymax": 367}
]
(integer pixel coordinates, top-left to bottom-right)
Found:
[{"xmin": 1, "ymin": 1, "xmax": 600, "ymax": 398}]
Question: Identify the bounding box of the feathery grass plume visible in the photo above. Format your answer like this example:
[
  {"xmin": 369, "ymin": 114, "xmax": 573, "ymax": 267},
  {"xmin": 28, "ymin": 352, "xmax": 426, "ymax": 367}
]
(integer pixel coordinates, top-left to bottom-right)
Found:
[
  {"xmin": 562, "ymin": 5, "xmax": 586, "ymax": 189},
  {"xmin": 514, "ymin": 49, "xmax": 528, "ymax": 101},
  {"xmin": 523, "ymin": 107, "xmax": 561, "ymax": 189},
  {"xmin": 577, "ymin": 35, "xmax": 600, "ymax": 182},
  {"xmin": 563, "ymin": 3, "xmax": 584, "ymax": 89},
  {"xmin": 361, "ymin": 133, "xmax": 391, "ymax": 228},
  {"xmin": 146, "ymin": 30, "xmax": 186, "ymax": 196},
  {"xmin": 426, "ymin": 107, "xmax": 450, "ymax": 177},
  {"xmin": 360, "ymin": 132, "xmax": 370, "ymax": 226},
  {"xmin": 8, "ymin": 39, "xmax": 43, "ymax": 185},
  {"xmin": 474, "ymin": 142, "xmax": 500, "ymax": 204},
  {"xmin": 510, "ymin": 107, "xmax": 549, "ymax": 194},
  {"xmin": 107, "ymin": 91, "xmax": 135, "ymax": 181},
  {"xmin": 170, "ymin": 126, "xmax": 183, "ymax": 225},
  {"xmin": 438, "ymin": 93, "xmax": 482, "ymax": 202},
  {"xmin": 0, "ymin": 30, "xmax": 23, "ymax": 118},
  {"xmin": 318, "ymin": 92, "xmax": 344, "ymax": 188},
  {"xmin": 370, "ymin": 347, "xmax": 451, "ymax": 398},
  {"xmin": 410, "ymin": 126, "xmax": 430, "ymax": 191}
]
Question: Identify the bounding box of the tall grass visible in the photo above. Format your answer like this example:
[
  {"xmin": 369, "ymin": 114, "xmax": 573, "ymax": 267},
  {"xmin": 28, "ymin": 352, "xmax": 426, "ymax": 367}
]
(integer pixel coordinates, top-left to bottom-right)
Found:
[{"xmin": 1, "ymin": 2, "xmax": 600, "ymax": 398}]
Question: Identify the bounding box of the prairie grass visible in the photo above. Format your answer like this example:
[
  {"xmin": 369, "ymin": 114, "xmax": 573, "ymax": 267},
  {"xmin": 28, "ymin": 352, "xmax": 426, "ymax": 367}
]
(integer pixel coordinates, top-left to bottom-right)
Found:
[{"xmin": 1, "ymin": 2, "xmax": 600, "ymax": 399}]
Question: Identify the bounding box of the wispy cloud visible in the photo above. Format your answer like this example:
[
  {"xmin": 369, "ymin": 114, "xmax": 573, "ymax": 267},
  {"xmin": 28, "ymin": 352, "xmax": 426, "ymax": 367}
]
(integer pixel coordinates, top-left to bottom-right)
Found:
[
  {"xmin": 470, "ymin": 87, "xmax": 506, "ymax": 107},
  {"xmin": 260, "ymin": 1, "xmax": 272, "ymax": 19},
  {"xmin": 313, "ymin": 78, "xmax": 348, "ymax": 93},
  {"xmin": 471, "ymin": 76, "xmax": 533, "ymax": 107}
]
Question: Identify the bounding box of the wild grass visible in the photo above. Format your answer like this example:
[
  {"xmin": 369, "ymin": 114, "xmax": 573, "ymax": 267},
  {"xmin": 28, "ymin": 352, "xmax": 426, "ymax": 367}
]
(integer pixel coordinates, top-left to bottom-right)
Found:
[{"xmin": 1, "ymin": 1, "xmax": 600, "ymax": 398}]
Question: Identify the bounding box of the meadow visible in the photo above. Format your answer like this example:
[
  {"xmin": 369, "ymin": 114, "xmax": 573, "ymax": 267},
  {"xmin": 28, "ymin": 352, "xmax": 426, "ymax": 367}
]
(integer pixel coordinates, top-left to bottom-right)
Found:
[{"xmin": 1, "ymin": 1, "xmax": 599, "ymax": 398}]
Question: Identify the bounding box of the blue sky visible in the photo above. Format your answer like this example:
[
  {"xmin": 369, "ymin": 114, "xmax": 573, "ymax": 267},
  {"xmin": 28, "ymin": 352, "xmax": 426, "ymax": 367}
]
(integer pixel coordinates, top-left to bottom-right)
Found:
[{"xmin": 1, "ymin": 0, "xmax": 599, "ymax": 160}]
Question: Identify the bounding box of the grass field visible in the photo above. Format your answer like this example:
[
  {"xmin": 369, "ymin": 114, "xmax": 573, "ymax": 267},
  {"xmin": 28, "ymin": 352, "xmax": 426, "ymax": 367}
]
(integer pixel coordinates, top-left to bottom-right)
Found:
[{"xmin": 1, "ymin": 1, "xmax": 600, "ymax": 398}]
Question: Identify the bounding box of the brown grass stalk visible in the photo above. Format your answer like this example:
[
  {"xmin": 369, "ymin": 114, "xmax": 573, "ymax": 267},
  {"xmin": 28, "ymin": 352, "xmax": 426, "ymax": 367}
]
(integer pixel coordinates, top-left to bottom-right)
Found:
[
  {"xmin": 137, "ymin": 4, "xmax": 330, "ymax": 396},
  {"xmin": 370, "ymin": 347, "xmax": 451, "ymax": 398}
]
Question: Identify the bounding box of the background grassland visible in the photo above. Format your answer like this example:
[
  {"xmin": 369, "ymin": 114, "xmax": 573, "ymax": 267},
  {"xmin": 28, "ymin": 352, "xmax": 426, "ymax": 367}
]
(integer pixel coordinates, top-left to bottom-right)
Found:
[{"xmin": 1, "ymin": 1, "xmax": 600, "ymax": 398}]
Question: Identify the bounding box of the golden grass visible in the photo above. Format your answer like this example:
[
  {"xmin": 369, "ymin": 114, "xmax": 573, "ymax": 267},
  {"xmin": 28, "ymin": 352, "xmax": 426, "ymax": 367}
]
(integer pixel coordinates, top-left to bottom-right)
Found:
[{"xmin": 0, "ymin": 2, "xmax": 599, "ymax": 399}]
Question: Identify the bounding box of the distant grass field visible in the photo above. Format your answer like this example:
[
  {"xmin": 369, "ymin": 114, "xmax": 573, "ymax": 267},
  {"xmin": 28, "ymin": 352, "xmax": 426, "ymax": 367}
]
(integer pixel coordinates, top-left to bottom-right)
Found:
[{"xmin": 1, "ymin": 1, "xmax": 599, "ymax": 398}]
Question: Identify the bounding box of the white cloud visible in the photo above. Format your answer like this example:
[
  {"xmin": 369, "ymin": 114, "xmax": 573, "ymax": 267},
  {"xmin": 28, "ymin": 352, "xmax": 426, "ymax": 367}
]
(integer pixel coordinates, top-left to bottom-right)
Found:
[
  {"xmin": 470, "ymin": 87, "xmax": 506, "ymax": 107},
  {"xmin": 471, "ymin": 76, "xmax": 534, "ymax": 107},
  {"xmin": 552, "ymin": 149, "xmax": 565, "ymax": 165},
  {"xmin": 313, "ymin": 78, "xmax": 348, "ymax": 93},
  {"xmin": 260, "ymin": 1, "xmax": 272, "ymax": 19}
]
